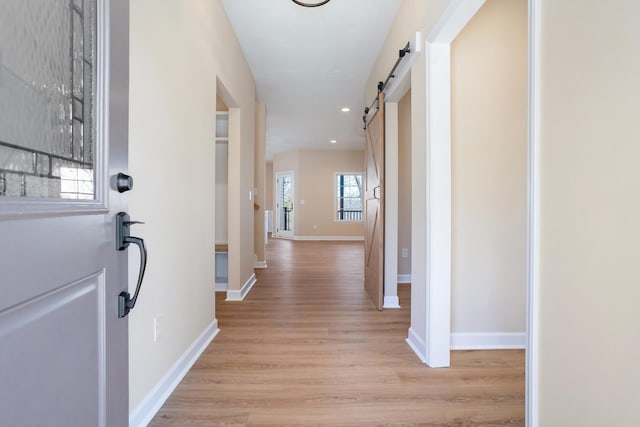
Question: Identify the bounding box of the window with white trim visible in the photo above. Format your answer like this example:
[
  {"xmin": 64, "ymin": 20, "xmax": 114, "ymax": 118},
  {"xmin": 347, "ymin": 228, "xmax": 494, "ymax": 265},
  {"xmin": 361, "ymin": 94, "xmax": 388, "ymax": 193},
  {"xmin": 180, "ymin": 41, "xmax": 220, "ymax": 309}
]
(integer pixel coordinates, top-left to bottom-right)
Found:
[{"xmin": 335, "ymin": 173, "xmax": 363, "ymax": 221}]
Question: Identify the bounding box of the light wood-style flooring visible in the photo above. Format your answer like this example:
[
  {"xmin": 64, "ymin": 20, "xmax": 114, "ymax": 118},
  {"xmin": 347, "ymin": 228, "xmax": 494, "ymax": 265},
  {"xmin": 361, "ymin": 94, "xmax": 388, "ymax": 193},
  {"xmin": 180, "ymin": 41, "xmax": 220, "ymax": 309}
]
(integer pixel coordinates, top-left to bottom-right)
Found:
[{"xmin": 151, "ymin": 238, "xmax": 524, "ymax": 426}]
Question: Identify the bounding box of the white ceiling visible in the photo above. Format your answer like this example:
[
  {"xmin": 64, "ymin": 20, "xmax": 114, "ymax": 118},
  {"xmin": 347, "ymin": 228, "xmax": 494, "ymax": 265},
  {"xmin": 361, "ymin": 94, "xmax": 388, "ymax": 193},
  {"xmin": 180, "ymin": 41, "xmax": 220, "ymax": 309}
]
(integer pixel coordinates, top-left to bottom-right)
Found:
[{"xmin": 221, "ymin": 0, "xmax": 400, "ymax": 160}]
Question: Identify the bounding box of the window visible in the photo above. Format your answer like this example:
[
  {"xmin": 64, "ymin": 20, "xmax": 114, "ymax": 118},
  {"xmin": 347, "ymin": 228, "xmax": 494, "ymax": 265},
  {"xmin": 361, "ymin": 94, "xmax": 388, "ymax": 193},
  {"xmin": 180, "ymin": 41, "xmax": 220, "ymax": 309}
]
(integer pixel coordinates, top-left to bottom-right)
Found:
[{"xmin": 335, "ymin": 173, "xmax": 363, "ymax": 221}]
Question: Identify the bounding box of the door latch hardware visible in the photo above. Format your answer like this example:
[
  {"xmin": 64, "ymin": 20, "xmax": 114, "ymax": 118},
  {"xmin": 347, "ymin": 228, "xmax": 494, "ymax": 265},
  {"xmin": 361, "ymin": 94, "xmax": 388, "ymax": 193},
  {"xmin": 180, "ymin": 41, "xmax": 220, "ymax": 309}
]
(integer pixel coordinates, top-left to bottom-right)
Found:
[
  {"xmin": 116, "ymin": 212, "xmax": 147, "ymax": 318},
  {"xmin": 116, "ymin": 173, "xmax": 134, "ymax": 193}
]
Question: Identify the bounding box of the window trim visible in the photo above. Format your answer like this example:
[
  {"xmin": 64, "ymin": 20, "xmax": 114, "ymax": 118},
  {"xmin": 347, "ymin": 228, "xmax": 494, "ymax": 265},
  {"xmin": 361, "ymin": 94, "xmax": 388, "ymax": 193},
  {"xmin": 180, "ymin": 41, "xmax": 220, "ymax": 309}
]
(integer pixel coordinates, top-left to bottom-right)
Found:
[{"xmin": 333, "ymin": 172, "xmax": 364, "ymax": 223}]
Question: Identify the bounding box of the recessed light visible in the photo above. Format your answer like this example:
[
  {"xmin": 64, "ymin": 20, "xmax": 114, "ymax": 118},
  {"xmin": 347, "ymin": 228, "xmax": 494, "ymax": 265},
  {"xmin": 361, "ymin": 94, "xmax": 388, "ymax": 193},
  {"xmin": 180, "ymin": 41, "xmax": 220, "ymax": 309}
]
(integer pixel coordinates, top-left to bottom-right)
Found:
[
  {"xmin": 330, "ymin": 140, "xmax": 337, "ymax": 144},
  {"xmin": 341, "ymin": 107, "xmax": 350, "ymax": 112}
]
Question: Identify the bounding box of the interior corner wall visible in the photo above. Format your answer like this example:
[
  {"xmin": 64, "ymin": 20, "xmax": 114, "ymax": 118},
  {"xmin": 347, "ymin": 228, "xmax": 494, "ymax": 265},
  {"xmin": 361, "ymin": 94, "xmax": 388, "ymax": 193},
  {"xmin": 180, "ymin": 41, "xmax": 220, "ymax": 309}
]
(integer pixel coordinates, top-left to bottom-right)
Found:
[
  {"xmin": 397, "ymin": 90, "xmax": 412, "ymax": 277},
  {"xmin": 128, "ymin": 0, "xmax": 256, "ymax": 414},
  {"xmin": 538, "ymin": 0, "xmax": 640, "ymax": 424},
  {"xmin": 265, "ymin": 161, "xmax": 274, "ymax": 213},
  {"xmin": 449, "ymin": 0, "xmax": 527, "ymax": 335},
  {"xmin": 273, "ymin": 150, "xmax": 365, "ymax": 238},
  {"xmin": 253, "ymin": 102, "xmax": 266, "ymax": 263}
]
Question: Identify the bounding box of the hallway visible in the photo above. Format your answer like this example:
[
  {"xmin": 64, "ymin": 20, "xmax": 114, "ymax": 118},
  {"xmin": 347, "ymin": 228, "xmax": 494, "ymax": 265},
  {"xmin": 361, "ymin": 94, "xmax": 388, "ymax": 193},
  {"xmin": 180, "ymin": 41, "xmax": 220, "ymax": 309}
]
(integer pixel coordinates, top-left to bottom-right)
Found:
[{"xmin": 151, "ymin": 239, "xmax": 524, "ymax": 426}]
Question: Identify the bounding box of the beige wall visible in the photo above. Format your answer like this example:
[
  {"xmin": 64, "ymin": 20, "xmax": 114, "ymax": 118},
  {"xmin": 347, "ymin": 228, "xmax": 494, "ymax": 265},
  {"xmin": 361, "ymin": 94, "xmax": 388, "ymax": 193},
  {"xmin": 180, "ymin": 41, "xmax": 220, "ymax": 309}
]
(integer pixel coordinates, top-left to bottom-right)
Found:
[
  {"xmin": 265, "ymin": 161, "xmax": 274, "ymax": 213},
  {"xmin": 273, "ymin": 150, "xmax": 364, "ymax": 238},
  {"xmin": 397, "ymin": 90, "xmax": 412, "ymax": 277},
  {"xmin": 128, "ymin": 0, "xmax": 256, "ymax": 412},
  {"xmin": 450, "ymin": 0, "xmax": 527, "ymax": 334},
  {"xmin": 253, "ymin": 102, "xmax": 266, "ymax": 262},
  {"xmin": 366, "ymin": 0, "xmax": 448, "ymax": 103},
  {"xmin": 216, "ymin": 95, "xmax": 228, "ymax": 111},
  {"xmin": 538, "ymin": 0, "xmax": 640, "ymax": 424},
  {"xmin": 273, "ymin": 150, "xmax": 297, "ymax": 180}
]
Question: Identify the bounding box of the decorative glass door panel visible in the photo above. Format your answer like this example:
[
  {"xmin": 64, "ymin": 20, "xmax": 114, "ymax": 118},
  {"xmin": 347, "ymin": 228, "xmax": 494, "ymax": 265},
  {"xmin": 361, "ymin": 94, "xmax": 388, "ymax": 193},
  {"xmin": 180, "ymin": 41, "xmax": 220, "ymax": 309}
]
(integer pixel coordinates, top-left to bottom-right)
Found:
[{"xmin": 0, "ymin": 0, "xmax": 96, "ymax": 199}]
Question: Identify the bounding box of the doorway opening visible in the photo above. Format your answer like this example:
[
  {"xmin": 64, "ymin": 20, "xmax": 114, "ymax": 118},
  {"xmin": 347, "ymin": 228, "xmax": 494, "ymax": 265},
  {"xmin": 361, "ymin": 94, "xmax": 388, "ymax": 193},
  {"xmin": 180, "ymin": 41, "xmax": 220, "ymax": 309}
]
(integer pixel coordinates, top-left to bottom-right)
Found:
[
  {"xmin": 275, "ymin": 171, "xmax": 294, "ymax": 238},
  {"xmin": 215, "ymin": 95, "xmax": 229, "ymax": 291}
]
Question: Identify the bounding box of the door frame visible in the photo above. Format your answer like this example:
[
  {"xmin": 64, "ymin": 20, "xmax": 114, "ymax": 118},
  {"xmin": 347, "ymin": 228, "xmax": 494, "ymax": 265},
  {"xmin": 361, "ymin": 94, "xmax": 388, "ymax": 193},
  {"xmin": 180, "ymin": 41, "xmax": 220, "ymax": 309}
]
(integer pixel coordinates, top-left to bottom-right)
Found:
[
  {"xmin": 403, "ymin": 0, "xmax": 487, "ymax": 369},
  {"xmin": 526, "ymin": 0, "xmax": 541, "ymax": 424},
  {"xmin": 382, "ymin": 32, "xmax": 423, "ymax": 309},
  {"xmin": 405, "ymin": 0, "xmax": 539, "ymax": 424},
  {"xmin": 275, "ymin": 171, "xmax": 295, "ymax": 238}
]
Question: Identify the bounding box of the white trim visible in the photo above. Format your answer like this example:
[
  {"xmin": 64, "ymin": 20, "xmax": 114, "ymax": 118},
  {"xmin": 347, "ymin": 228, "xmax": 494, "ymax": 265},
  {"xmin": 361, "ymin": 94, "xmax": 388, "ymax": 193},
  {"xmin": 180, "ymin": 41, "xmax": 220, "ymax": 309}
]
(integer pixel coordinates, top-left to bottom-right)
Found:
[
  {"xmin": 129, "ymin": 319, "xmax": 220, "ymax": 427},
  {"xmin": 271, "ymin": 235, "xmax": 294, "ymax": 240},
  {"xmin": 408, "ymin": 0, "xmax": 486, "ymax": 370},
  {"xmin": 426, "ymin": 0, "xmax": 486, "ymax": 44},
  {"xmin": 406, "ymin": 327, "xmax": 427, "ymax": 364},
  {"xmin": 423, "ymin": 41, "xmax": 453, "ymax": 368},
  {"xmin": 383, "ymin": 296, "xmax": 400, "ymax": 309},
  {"xmin": 254, "ymin": 261, "xmax": 267, "ymax": 269},
  {"xmin": 384, "ymin": 102, "xmax": 399, "ymax": 310},
  {"xmin": 226, "ymin": 273, "xmax": 257, "ymax": 301},
  {"xmin": 451, "ymin": 332, "xmax": 526, "ymax": 350},
  {"xmin": 526, "ymin": 0, "xmax": 541, "ymax": 425},
  {"xmin": 214, "ymin": 282, "xmax": 228, "ymax": 292},
  {"xmin": 397, "ymin": 274, "xmax": 412, "ymax": 284},
  {"xmin": 292, "ymin": 235, "xmax": 364, "ymax": 241}
]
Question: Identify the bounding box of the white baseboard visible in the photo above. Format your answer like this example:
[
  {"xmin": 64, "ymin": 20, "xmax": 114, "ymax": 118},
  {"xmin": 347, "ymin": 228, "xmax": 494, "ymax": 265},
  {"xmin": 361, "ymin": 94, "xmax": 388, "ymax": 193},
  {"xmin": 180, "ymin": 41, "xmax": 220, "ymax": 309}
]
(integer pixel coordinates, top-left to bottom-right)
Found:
[
  {"xmin": 397, "ymin": 274, "xmax": 411, "ymax": 284},
  {"xmin": 406, "ymin": 327, "xmax": 427, "ymax": 364},
  {"xmin": 271, "ymin": 234, "xmax": 293, "ymax": 240},
  {"xmin": 383, "ymin": 296, "xmax": 400, "ymax": 308},
  {"xmin": 226, "ymin": 273, "xmax": 257, "ymax": 301},
  {"xmin": 254, "ymin": 261, "xmax": 267, "ymax": 269},
  {"xmin": 450, "ymin": 332, "xmax": 526, "ymax": 350},
  {"xmin": 292, "ymin": 235, "xmax": 364, "ymax": 241},
  {"xmin": 214, "ymin": 282, "xmax": 228, "ymax": 292},
  {"xmin": 129, "ymin": 319, "xmax": 219, "ymax": 427}
]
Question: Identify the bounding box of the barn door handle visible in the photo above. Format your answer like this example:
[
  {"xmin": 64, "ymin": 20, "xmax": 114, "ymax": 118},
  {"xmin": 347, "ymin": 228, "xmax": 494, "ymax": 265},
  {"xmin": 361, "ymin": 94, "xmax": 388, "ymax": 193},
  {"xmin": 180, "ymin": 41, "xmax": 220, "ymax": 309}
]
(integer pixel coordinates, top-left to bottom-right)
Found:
[
  {"xmin": 115, "ymin": 212, "xmax": 147, "ymax": 318},
  {"xmin": 373, "ymin": 185, "xmax": 381, "ymax": 200}
]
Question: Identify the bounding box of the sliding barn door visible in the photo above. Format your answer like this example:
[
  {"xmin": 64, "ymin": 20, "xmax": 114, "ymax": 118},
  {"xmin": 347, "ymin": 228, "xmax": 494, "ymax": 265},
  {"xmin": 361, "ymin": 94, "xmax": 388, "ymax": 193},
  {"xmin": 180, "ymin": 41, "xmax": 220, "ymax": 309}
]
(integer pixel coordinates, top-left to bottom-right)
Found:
[{"xmin": 364, "ymin": 94, "xmax": 385, "ymax": 310}]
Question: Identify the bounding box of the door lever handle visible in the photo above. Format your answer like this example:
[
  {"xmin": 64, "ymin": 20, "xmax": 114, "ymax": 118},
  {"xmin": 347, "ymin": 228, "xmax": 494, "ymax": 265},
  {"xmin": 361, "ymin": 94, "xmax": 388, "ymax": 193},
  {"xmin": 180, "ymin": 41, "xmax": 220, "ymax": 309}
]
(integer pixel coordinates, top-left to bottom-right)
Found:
[{"xmin": 115, "ymin": 212, "xmax": 148, "ymax": 318}]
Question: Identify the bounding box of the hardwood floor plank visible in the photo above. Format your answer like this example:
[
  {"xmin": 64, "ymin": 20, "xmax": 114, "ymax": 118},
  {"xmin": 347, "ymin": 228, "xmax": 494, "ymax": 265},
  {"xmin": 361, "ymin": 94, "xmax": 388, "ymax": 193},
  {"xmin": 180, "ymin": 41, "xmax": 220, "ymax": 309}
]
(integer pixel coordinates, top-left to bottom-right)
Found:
[{"xmin": 150, "ymin": 239, "xmax": 524, "ymax": 426}]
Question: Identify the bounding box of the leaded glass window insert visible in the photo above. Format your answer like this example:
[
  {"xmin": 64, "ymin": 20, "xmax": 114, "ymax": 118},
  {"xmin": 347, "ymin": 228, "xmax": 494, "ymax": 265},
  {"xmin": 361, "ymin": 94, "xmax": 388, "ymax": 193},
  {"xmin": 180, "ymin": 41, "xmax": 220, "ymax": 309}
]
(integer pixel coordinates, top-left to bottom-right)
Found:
[{"xmin": 0, "ymin": 0, "xmax": 97, "ymax": 199}]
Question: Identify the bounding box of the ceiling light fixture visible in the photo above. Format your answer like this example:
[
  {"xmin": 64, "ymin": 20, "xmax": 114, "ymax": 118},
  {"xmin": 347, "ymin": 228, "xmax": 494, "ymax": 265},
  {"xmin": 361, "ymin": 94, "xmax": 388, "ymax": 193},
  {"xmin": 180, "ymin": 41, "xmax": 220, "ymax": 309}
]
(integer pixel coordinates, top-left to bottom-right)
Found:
[
  {"xmin": 341, "ymin": 107, "xmax": 350, "ymax": 112},
  {"xmin": 330, "ymin": 140, "xmax": 337, "ymax": 144},
  {"xmin": 291, "ymin": 0, "xmax": 331, "ymax": 7}
]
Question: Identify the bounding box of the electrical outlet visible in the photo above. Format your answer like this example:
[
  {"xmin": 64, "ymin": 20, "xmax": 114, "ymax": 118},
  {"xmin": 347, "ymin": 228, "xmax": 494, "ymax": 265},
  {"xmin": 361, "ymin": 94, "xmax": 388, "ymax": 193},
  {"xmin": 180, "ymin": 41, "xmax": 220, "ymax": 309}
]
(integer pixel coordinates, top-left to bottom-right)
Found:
[
  {"xmin": 401, "ymin": 248, "xmax": 409, "ymax": 258},
  {"xmin": 153, "ymin": 315, "xmax": 164, "ymax": 342},
  {"xmin": 313, "ymin": 224, "xmax": 317, "ymax": 230}
]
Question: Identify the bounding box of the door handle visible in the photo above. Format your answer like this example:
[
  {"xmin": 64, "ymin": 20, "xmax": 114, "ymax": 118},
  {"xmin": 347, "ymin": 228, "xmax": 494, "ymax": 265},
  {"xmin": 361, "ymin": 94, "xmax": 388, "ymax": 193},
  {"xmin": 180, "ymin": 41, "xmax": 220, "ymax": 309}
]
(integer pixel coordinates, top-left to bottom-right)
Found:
[
  {"xmin": 373, "ymin": 185, "xmax": 381, "ymax": 200},
  {"xmin": 115, "ymin": 212, "xmax": 147, "ymax": 318}
]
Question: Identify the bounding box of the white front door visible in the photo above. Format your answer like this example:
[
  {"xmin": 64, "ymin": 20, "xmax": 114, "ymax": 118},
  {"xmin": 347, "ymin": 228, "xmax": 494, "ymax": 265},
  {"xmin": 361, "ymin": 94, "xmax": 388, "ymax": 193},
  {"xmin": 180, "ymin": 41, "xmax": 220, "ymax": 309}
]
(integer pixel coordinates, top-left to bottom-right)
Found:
[
  {"xmin": 0, "ymin": 1, "xmax": 131, "ymax": 426},
  {"xmin": 276, "ymin": 172, "xmax": 294, "ymax": 238}
]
